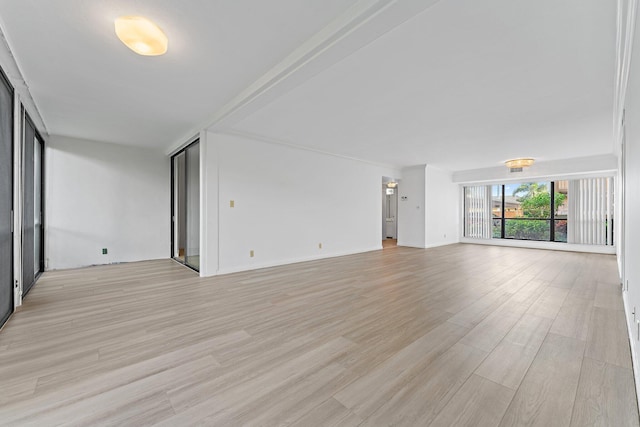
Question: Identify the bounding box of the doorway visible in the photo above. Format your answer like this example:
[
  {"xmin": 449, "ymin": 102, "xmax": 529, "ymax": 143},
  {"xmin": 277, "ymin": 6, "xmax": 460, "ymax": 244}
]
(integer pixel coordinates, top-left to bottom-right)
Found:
[
  {"xmin": 171, "ymin": 140, "xmax": 200, "ymax": 271},
  {"xmin": 382, "ymin": 177, "xmax": 398, "ymax": 248}
]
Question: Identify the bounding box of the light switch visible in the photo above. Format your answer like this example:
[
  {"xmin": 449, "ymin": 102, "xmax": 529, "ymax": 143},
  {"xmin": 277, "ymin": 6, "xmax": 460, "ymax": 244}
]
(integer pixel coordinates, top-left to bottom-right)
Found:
[{"xmin": 230, "ymin": 200, "xmax": 235, "ymax": 208}]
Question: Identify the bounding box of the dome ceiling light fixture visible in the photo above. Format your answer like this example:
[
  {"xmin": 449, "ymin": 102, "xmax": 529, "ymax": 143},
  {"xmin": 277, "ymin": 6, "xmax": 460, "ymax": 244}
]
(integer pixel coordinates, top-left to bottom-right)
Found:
[
  {"xmin": 505, "ymin": 157, "xmax": 534, "ymax": 173},
  {"xmin": 114, "ymin": 16, "xmax": 168, "ymax": 56}
]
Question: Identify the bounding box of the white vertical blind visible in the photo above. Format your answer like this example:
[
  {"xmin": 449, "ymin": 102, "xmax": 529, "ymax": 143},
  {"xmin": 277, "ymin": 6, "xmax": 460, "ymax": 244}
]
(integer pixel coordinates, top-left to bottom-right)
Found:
[
  {"xmin": 464, "ymin": 185, "xmax": 491, "ymax": 239},
  {"xmin": 567, "ymin": 177, "xmax": 614, "ymax": 245}
]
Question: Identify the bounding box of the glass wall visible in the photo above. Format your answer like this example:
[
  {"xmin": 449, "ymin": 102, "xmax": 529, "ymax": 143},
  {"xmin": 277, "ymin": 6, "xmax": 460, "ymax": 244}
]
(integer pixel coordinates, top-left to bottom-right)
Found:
[{"xmin": 464, "ymin": 178, "xmax": 613, "ymax": 245}]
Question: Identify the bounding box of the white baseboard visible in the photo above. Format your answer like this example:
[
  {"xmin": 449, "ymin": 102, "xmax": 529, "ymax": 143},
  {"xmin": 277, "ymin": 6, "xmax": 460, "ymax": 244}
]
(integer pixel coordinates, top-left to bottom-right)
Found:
[
  {"xmin": 424, "ymin": 241, "xmax": 460, "ymax": 249},
  {"xmin": 459, "ymin": 237, "xmax": 616, "ymax": 254},
  {"xmin": 210, "ymin": 246, "xmax": 383, "ymax": 276},
  {"xmin": 623, "ymin": 292, "xmax": 640, "ymax": 411}
]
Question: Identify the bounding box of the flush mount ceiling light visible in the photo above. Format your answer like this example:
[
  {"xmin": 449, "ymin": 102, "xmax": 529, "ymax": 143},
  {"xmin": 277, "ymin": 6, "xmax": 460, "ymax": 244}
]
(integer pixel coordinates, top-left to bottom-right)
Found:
[
  {"xmin": 505, "ymin": 158, "xmax": 534, "ymax": 173},
  {"xmin": 114, "ymin": 16, "xmax": 168, "ymax": 56},
  {"xmin": 387, "ymin": 182, "xmax": 398, "ymax": 188}
]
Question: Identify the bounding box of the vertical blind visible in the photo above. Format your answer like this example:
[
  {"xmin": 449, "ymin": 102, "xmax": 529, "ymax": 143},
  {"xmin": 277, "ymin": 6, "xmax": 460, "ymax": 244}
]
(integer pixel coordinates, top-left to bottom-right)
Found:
[
  {"xmin": 464, "ymin": 185, "xmax": 492, "ymax": 239},
  {"xmin": 567, "ymin": 177, "xmax": 614, "ymax": 245},
  {"xmin": 464, "ymin": 178, "xmax": 614, "ymax": 246}
]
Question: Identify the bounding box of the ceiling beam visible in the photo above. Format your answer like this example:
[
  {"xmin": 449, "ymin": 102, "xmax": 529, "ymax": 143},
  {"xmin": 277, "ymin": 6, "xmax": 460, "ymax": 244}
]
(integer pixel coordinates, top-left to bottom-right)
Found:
[{"xmin": 165, "ymin": 0, "xmax": 443, "ymax": 155}]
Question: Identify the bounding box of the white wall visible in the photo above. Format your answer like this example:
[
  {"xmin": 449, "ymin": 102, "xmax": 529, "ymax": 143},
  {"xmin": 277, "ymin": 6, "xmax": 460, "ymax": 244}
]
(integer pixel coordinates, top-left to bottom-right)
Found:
[
  {"xmin": 452, "ymin": 154, "xmax": 617, "ymax": 184},
  {"xmin": 45, "ymin": 136, "xmax": 170, "ymax": 270},
  {"xmin": 621, "ymin": 0, "xmax": 640, "ymax": 403},
  {"xmin": 202, "ymin": 132, "xmax": 400, "ymax": 275},
  {"xmin": 397, "ymin": 165, "xmax": 460, "ymax": 249},
  {"xmin": 397, "ymin": 165, "xmax": 426, "ymax": 248},
  {"xmin": 425, "ymin": 165, "xmax": 459, "ymax": 248}
]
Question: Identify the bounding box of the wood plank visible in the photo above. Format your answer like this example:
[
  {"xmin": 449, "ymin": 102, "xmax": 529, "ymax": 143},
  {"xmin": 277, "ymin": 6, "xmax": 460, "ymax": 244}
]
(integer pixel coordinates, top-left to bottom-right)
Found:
[
  {"xmin": 290, "ymin": 398, "xmax": 362, "ymax": 427},
  {"xmin": 526, "ymin": 286, "xmax": 569, "ymax": 320},
  {"xmin": 458, "ymin": 301, "xmax": 527, "ymax": 353},
  {"xmin": 334, "ymin": 321, "xmax": 468, "ymax": 418},
  {"xmin": 585, "ymin": 307, "xmax": 632, "ymax": 369},
  {"xmin": 550, "ymin": 293, "xmax": 594, "ymax": 341},
  {"xmin": 475, "ymin": 314, "xmax": 553, "ymax": 390},
  {"xmin": 0, "ymin": 246, "xmax": 633, "ymax": 426},
  {"xmin": 361, "ymin": 343, "xmax": 488, "ymax": 426},
  {"xmin": 429, "ymin": 374, "xmax": 515, "ymax": 427},
  {"xmin": 159, "ymin": 337, "xmax": 355, "ymax": 425},
  {"xmin": 447, "ymin": 288, "xmax": 512, "ymax": 328},
  {"xmin": 499, "ymin": 333, "xmax": 585, "ymax": 427},
  {"xmin": 571, "ymin": 357, "xmax": 639, "ymax": 427},
  {"xmin": 594, "ymin": 281, "xmax": 624, "ymax": 311}
]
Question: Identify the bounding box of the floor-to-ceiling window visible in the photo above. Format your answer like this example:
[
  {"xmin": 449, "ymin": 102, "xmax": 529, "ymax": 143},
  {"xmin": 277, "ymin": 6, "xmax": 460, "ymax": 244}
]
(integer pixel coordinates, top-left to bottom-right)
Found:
[
  {"xmin": 171, "ymin": 140, "xmax": 200, "ymax": 271},
  {"xmin": 464, "ymin": 178, "xmax": 614, "ymax": 245},
  {"xmin": 0, "ymin": 70, "xmax": 13, "ymax": 327}
]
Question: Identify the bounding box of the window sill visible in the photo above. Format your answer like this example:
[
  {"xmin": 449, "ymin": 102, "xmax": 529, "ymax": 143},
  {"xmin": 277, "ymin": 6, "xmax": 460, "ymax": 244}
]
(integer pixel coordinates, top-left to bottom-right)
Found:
[{"xmin": 460, "ymin": 237, "xmax": 616, "ymax": 254}]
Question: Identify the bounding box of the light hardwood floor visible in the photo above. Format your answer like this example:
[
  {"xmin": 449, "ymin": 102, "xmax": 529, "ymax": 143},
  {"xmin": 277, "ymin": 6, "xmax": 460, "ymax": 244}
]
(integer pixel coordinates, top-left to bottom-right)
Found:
[{"xmin": 0, "ymin": 244, "xmax": 637, "ymax": 426}]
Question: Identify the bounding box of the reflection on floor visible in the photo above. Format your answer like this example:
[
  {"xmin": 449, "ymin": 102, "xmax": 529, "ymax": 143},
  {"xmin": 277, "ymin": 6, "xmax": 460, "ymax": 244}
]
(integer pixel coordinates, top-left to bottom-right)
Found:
[{"xmin": 382, "ymin": 239, "xmax": 397, "ymax": 249}]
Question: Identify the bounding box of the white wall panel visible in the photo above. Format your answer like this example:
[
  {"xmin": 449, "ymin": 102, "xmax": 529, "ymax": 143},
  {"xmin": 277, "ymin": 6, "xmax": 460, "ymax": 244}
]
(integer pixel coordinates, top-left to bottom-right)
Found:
[{"xmin": 45, "ymin": 136, "xmax": 170, "ymax": 270}]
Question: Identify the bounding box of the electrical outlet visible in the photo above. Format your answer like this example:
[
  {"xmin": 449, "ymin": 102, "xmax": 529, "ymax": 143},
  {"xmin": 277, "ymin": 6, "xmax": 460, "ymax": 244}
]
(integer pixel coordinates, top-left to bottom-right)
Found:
[
  {"xmin": 319, "ymin": 243, "xmax": 322, "ymax": 249},
  {"xmin": 250, "ymin": 250, "xmax": 254, "ymax": 257},
  {"xmin": 102, "ymin": 248, "xmax": 108, "ymax": 255}
]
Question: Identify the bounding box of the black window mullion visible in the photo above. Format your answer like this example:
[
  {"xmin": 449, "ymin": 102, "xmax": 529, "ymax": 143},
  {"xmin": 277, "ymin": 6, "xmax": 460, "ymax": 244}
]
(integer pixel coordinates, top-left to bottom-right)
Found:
[
  {"xmin": 501, "ymin": 185, "xmax": 505, "ymax": 239},
  {"xmin": 463, "ymin": 188, "xmax": 466, "ymax": 237},
  {"xmin": 550, "ymin": 181, "xmax": 555, "ymax": 242}
]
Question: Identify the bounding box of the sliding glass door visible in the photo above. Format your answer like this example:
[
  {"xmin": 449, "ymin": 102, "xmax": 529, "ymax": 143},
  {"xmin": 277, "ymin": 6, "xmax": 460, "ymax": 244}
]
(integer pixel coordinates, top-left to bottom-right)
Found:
[
  {"xmin": 22, "ymin": 114, "xmax": 44, "ymax": 296},
  {"xmin": 0, "ymin": 71, "xmax": 13, "ymax": 327},
  {"xmin": 34, "ymin": 131, "xmax": 43, "ymax": 276},
  {"xmin": 171, "ymin": 140, "xmax": 199, "ymax": 271}
]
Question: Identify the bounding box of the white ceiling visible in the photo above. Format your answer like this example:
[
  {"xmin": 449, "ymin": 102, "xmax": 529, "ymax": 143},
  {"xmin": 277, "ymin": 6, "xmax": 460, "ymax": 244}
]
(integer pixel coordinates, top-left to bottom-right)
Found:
[
  {"xmin": 0, "ymin": 0, "xmax": 616, "ymax": 171},
  {"xmin": 0, "ymin": 0, "xmax": 359, "ymax": 146}
]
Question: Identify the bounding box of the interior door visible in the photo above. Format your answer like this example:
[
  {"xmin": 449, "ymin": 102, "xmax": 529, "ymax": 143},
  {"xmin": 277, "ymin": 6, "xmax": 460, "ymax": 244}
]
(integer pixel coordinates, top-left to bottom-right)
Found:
[{"xmin": 0, "ymin": 72, "xmax": 13, "ymax": 327}]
